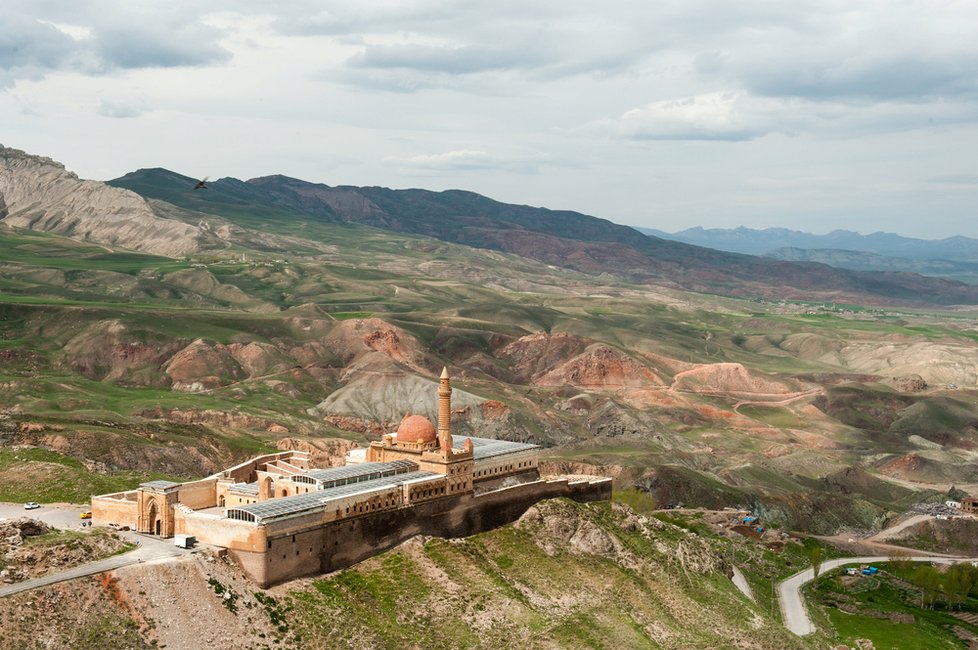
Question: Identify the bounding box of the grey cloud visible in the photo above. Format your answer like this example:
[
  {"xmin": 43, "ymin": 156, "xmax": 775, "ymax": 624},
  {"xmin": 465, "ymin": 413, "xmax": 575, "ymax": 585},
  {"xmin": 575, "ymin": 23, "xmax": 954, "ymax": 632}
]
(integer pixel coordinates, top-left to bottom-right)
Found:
[
  {"xmin": 743, "ymin": 54, "xmax": 978, "ymax": 101},
  {"xmin": 0, "ymin": 15, "xmax": 78, "ymax": 71},
  {"xmin": 92, "ymin": 23, "xmax": 231, "ymax": 70},
  {"xmin": 329, "ymin": 68, "xmax": 445, "ymax": 94},
  {"xmin": 273, "ymin": 2, "xmax": 460, "ymax": 36},
  {"xmin": 0, "ymin": 4, "xmax": 232, "ymax": 84}
]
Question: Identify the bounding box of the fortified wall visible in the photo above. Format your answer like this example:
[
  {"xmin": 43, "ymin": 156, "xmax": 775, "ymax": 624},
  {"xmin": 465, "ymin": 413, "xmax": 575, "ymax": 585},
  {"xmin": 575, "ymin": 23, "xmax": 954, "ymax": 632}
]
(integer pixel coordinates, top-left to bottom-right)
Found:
[
  {"xmin": 233, "ymin": 477, "xmax": 608, "ymax": 586},
  {"xmin": 93, "ymin": 368, "xmax": 612, "ymax": 586}
]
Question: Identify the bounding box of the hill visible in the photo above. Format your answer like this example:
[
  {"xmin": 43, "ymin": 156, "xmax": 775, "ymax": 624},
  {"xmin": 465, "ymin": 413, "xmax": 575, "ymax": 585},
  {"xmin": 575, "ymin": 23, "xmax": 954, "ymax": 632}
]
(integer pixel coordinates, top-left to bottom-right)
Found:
[
  {"xmin": 0, "ymin": 499, "xmax": 817, "ymax": 649},
  {"xmin": 107, "ymin": 167, "xmax": 978, "ymax": 307}
]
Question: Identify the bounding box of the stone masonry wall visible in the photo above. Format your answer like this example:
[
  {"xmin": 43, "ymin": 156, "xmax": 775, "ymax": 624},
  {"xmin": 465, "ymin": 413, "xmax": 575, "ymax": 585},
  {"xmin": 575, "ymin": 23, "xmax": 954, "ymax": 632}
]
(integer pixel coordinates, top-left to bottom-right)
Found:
[{"xmin": 230, "ymin": 477, "xmax": 611, "ymax": 587}]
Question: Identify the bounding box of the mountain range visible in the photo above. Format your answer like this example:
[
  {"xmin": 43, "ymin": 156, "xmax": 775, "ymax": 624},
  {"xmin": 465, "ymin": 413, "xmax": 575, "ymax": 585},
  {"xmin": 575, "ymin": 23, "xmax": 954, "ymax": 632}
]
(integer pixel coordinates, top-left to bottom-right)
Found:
[
  {"xmin": 642, "ymin": 226, "xmax": 978, "ymax": 261},
  {"xmin": 1, "ymin": 143, "xmax": 976, "ymax": 306},
  {"xmin": 104, "ymin": 166, "xmax": 978, "ymax": 307}
]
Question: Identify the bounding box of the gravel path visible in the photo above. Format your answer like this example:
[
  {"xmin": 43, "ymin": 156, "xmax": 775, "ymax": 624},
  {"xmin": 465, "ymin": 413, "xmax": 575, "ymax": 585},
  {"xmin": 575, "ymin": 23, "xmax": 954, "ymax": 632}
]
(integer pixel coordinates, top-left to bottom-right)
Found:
[{"xmin": 730, "ymin": 565, "xmax": 755, "ymax": 602}]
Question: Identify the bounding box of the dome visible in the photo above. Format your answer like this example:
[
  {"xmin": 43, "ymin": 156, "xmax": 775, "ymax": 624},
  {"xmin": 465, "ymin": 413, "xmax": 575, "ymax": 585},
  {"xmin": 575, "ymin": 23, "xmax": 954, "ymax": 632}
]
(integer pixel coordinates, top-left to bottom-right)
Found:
[{"xmin": 396, "ymin": 414, "xmax": 436, "ymax": 444}]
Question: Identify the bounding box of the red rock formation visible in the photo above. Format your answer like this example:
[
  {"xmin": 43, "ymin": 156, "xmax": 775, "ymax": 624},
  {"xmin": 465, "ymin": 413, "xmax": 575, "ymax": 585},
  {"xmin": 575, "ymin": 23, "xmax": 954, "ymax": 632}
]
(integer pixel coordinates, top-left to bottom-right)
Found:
[{"xmin": 535, "ymin": 345, "xmax": 665, "ymax": 389}]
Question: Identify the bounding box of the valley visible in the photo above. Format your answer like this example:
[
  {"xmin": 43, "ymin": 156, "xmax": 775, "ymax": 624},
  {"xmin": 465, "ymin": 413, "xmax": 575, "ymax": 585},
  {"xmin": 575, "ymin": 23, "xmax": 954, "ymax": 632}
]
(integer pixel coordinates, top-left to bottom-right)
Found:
[{"xmin": 4, "ymin": 145, "xmax": 978, "ymax": 647}]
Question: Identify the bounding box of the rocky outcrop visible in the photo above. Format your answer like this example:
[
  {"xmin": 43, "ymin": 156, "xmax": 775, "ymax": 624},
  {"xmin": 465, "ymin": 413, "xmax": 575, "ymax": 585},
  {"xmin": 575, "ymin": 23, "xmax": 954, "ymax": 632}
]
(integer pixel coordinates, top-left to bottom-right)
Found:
[
  {"xmin": 163, "ymin": 339, "xmax": 247, "ymax": 391},
  {"xmin": 62, "ymin": 319, "xmax": 185, "ymax": 386},
  {"xmin": 535, "ymin": 344, "xmax": 665, "ymax": 389},
  {"xmin": 275, "ymin": 436, "xmax": 360, "ymax": 467},
  {"xmin": 883, "ymin": 374, "xmax": 929, "ymax": 392},
  {"xmin": 1, "ymin": 517, "xmax": 51, "ymax": 546},
  {"xmin": 324, "ymin": 318, "xmax": 430, "ymax": 374},
  {"xmin": 517, "ymin": 499, "xmax": 724, "ymax": 574},
  {"xmin": 671, "ymin": 362, "xmax": 801, "ymax": 397},
  {"xmin": 0, "ymin": 145, "xmax": 208, "ymax": 256},
  {"xmin": 497, "ymin": 332, "xmax": 591, "ymax": 383}
]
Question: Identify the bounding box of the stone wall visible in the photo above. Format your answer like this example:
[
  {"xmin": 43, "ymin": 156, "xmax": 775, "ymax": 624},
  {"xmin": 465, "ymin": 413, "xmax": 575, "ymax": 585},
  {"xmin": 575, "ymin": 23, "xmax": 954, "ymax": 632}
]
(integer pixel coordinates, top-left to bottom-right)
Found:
[
  {"xmin": 177, "ymin": 478, "xmax": 218, "ymax": 510},
  {"xmin": 91, "ymin": 491, "xmax": 138, "ymax": 528},
  {"xmin": 230, "ymin": 477, "xmax": 611, "ymax": 587},
  {"xmin": 175, "ymin": 508, "xmax": 265, "ymax": 550}
]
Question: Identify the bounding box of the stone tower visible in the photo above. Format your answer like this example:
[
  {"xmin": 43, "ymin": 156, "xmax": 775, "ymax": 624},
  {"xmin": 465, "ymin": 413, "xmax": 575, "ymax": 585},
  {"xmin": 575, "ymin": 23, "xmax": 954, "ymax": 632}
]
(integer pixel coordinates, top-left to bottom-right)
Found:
[{"xmin": 438, "ymin": 366, "xmax": 453, "ymax": 456}]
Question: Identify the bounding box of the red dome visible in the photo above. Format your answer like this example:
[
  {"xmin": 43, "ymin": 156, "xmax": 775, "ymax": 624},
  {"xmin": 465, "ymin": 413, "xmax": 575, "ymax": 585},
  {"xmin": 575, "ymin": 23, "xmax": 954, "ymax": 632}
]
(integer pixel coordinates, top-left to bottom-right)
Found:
[{"xmin": 396, "ymin": 414, "xmax": 436, "ymax": 443}]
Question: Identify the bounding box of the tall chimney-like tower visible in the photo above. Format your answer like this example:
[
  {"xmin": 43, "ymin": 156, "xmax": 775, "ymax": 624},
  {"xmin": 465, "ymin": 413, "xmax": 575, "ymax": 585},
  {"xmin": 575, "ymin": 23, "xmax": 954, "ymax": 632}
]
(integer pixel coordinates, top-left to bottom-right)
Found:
[{"xmin": 438, "ymin": 366, "xmax": 453, "ymax": 455}]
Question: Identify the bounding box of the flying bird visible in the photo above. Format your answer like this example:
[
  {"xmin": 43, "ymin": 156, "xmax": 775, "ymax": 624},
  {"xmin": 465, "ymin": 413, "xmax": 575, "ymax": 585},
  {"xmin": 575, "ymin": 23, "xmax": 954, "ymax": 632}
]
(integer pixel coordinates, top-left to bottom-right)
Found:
[{"xmin": 193, "ymin": 176, "xmax": 209, "ymax": 190}]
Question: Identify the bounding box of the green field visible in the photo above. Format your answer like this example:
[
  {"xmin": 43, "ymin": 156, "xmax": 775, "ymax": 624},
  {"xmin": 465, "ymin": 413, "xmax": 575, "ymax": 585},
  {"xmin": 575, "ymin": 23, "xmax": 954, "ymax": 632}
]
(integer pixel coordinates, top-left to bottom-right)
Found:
[{"xmin": 809, "ymin": 562, "xmax": 978, "ymax": 649}]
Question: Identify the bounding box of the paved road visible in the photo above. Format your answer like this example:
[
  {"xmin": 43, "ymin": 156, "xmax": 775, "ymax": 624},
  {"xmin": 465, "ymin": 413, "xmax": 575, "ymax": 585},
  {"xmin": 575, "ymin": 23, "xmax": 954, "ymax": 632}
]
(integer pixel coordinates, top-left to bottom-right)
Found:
[
  {"xmin": 0, "ymin": 502, "xmax": 89, "ymax": 530},
  {"xmin": 778, "ymin": 555, "xmax": 976, "ymax": 636},
  {"xmin": 0, "ymin": 532, "xmax": 188, "ymax": 598}
]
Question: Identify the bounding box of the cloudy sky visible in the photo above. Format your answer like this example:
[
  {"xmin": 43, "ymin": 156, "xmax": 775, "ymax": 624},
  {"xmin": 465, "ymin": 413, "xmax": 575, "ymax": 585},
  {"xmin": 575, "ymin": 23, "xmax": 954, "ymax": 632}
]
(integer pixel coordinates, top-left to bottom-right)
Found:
[{"xmin": 3, "ymin": 1, "xmax": 978, "ymax": 238}]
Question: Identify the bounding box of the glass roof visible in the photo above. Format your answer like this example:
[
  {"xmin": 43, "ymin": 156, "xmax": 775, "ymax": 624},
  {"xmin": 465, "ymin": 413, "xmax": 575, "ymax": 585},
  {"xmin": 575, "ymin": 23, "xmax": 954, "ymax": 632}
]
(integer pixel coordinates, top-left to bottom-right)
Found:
[
  {"xmin": 301, "ymin": 459, "xmax": 417, "ymax": 485},
  {"xmin": 230, "ymin": 471, "xmax": 440, "ymax": 523},
  {"xmin": 457, "ymin": 436, "xmax": 539, "ymax": 461}
]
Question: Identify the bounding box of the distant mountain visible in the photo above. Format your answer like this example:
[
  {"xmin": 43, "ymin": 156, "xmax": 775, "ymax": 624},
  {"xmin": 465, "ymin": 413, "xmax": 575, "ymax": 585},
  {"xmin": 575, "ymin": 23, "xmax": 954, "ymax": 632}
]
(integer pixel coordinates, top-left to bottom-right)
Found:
[
  {"xmin": 766, "ymin": 247, "xmax": 978, "ymax": 279},
  {"xmin": 101, "ymin": 169, "xmax": 978, "ymax": 307},
  {"xmin": 642, "ymin": 226, "xmax": 978, "ymax": 262}
]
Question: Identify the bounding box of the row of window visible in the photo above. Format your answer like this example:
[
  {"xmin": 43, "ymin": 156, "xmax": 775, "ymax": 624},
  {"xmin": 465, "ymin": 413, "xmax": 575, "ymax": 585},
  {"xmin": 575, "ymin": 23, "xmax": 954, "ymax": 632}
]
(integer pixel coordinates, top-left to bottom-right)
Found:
[
  {"xmin": 473, "ymin": 460, "xmax": 534, "ymax": 479},
  {"xmin": 411, "ymin": 484, "xmax": 446, "ymax": 500},
  {"xmin": 228, "ymin": 509, "xmax": 257, "ymax": 522}
]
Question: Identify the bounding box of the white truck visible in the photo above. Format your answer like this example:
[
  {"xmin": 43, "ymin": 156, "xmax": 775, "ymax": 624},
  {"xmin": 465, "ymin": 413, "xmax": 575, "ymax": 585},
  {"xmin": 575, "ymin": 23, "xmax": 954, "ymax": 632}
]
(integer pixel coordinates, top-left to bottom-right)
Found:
[{"xmin": 174, "ymin": 534, "xmax": 196, "ymax": 549}]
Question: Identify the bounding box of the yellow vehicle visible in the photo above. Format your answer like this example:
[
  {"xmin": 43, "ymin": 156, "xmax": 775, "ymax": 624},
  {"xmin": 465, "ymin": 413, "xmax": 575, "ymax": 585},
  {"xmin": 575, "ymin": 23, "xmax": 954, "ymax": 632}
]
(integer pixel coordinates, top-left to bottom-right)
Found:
[{"xmin": 80, "ymin": 511, "xmax": 92, "ymax": 519}]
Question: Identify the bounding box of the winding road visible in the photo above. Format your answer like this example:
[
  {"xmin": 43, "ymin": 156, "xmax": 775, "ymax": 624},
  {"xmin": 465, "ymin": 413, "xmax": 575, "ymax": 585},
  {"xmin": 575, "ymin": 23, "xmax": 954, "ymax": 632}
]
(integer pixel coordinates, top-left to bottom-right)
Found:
[{"xmin": 778, "ymin": 555, "xmax": 977, "ymax": 636}]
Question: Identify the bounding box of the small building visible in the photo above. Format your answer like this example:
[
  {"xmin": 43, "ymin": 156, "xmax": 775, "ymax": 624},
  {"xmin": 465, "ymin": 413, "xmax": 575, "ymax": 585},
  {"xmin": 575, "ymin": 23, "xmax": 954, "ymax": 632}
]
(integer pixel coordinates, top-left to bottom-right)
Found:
[
  {"xmin": 961, "ymin": 497, "xmax": 978, "ymax": 513},
  {"xmin": 946, "ymin": 500, "xmax": 961, "ymax": 509}
]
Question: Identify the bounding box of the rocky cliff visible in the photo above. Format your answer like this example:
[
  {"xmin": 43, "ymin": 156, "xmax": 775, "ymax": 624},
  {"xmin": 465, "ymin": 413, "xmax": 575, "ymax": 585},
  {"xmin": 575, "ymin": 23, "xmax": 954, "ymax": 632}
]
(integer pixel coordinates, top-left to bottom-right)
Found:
[{"xmin": 0, "ymin": 145, "xmax": 207, "ymax": 257}]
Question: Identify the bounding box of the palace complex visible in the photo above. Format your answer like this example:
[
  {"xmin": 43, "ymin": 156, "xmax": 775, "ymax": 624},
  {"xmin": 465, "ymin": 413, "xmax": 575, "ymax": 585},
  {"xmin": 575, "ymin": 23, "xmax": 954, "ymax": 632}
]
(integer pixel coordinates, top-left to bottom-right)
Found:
[{"xmin": 92, "ymin": 369, "xmax": 611, "ymax": 586}]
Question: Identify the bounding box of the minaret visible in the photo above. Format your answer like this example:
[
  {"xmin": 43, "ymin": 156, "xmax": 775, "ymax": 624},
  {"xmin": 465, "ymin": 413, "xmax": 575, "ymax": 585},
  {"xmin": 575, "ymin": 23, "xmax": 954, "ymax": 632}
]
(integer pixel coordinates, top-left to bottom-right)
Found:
[{"xmin": 438, "ymin": 366, "xmax": 453, "ymax": 456}]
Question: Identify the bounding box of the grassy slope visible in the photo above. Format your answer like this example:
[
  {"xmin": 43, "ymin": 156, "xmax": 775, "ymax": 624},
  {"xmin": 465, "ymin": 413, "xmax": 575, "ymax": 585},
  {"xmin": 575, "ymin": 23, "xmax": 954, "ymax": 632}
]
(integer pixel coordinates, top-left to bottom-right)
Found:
[
  {"xmin": 807, "ymin": 562, "xmax": 978, "ymax": 649},
  {"xmin": 283, "ymin": 499, "xmax": 812, "ymax": 649}
]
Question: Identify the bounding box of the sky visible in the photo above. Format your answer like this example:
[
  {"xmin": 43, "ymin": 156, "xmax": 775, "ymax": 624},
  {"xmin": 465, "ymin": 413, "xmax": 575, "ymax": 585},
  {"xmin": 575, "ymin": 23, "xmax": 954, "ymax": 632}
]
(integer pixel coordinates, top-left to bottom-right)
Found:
[{"xmin": 3, "ymin": 1, "xmax": 978, "ymax": 238}]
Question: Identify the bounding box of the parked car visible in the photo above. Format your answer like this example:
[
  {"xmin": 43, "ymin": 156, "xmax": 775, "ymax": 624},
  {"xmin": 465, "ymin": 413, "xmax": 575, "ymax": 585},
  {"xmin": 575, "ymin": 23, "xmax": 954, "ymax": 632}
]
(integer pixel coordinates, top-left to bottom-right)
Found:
[
  {"xmin": 79, "ymin": 511, "xmax": 92, "ymax": 519},
  {"xmin": 23, "ymin": 502, "xmax": 40, "ymax": 510}
]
